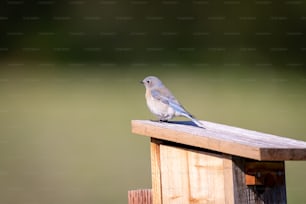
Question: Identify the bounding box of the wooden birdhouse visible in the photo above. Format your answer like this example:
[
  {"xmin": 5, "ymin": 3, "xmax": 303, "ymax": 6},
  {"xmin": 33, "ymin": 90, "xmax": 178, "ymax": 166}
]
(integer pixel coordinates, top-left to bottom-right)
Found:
[{"xmin": 129, "ymin": 120, "xmax": 306, "ymax": 204}]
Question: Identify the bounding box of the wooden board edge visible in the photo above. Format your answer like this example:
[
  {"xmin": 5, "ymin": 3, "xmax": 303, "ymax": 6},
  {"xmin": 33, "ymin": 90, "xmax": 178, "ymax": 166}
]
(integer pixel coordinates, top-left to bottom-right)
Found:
[{"xmin": 260, "ymin": 148, "xmax": 306, "ymax": 161}]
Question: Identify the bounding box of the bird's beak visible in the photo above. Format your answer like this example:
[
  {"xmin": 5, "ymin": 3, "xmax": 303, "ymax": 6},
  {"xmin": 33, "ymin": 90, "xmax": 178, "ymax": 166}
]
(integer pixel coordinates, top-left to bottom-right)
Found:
[{"xmin": 140, "ymin": 80, "xmax": 144, "ymax": 84}]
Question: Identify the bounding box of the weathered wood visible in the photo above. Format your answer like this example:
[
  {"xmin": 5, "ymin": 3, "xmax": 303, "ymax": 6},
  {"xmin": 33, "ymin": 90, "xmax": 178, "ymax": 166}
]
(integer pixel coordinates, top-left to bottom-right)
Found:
[
  {"xmin": 128, "ymin": 189, "xmax": 152, "ymax": 204},
  {"xmin": 150, "ymin": 139, "xmax": 287, "ymax": 204},
  {"xmin": 232, "ymin": 158, "xmax": 286, "ymax": 204},
  {"xmin": 245, "ymin": 162, "xmax": 285, "ymax": 186},
  {"xmin": 132, "ymin": 120, "xmax": 306, "ymax": 161}
]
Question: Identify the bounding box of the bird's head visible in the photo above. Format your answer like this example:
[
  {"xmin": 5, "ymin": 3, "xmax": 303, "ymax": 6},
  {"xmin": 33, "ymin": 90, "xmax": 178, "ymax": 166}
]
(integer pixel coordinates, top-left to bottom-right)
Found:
[{"xmin": 141, "ymin": 76, "xmax": 163, "ymax": 89}]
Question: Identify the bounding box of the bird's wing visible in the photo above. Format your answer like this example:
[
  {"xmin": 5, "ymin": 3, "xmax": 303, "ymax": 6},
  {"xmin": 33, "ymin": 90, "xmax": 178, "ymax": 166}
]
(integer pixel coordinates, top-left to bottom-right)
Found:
[
  {"xmin": 151, "ymin": 89, "xmax": 171, "ymax": 104},
  {"xmin": 151, "ymin": 88, "xmax": 191, "ymax": 116}
]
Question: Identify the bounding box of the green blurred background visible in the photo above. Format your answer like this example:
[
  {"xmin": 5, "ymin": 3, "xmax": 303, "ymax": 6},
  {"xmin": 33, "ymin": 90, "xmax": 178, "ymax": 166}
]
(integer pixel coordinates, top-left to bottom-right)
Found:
[{"xmin": 0, "ymin": 0, "xmax": 306, "ymax": 203}]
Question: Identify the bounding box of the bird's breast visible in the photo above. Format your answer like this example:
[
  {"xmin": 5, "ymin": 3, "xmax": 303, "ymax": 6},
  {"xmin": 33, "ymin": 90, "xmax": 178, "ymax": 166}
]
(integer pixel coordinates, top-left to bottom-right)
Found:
[{"xmin": 145, "ymin": 91, "xmax": 175, "ymax": 119}]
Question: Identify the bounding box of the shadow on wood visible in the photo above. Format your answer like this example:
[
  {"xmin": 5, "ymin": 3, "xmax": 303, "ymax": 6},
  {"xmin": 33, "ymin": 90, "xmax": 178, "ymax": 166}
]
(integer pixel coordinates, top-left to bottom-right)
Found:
[{"xmin": 150, "ymin": 120, "xmax": 198, "ymax": 127}]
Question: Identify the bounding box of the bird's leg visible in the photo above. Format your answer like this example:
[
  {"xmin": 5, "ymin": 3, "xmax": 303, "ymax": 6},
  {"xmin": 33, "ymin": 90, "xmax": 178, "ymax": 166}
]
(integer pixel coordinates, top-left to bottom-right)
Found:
[{"xmin": 159, "ymin": 119, "xmax": 168, "ymax": 123}]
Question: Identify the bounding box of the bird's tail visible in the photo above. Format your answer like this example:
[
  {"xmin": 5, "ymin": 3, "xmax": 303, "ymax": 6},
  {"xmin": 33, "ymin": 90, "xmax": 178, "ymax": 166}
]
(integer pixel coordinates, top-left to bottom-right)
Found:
[{"xmin": 183, "ymin": 113, "xmax": 205, "ymax": 128}]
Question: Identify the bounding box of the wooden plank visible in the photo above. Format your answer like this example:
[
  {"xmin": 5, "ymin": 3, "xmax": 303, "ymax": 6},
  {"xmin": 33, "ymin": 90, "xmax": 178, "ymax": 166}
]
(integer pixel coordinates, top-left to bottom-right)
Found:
[
  {"xmin": 128, "ymin": 189, "xmax": 152, "ymax": 204},
  {"xmin": 223, "ymin": 155, "xmax": 235, "ymax": 204},
  {"xmin": 151, "ymin": 139, "xmax": 162, "ymax": 204},
  {"xmin": 159, "ymin": 145, "xmax": 189, "ymax": 204},
  {"xmin": 186, "ymin": 148, "xmax": 227, "ymax": 203},
  {"xmin": 131, "ymin": 120, "xmax": 306, "ymax": 161},
  {"xmin": 158, "ymin": 144, "xmax": 234, "ymax": 204}
]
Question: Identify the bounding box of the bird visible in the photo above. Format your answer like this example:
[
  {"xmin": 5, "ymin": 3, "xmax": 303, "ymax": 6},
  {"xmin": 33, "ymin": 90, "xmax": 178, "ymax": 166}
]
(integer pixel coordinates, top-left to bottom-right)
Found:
[{"xmin": 140, "ymin": 76, "xmax": 204, "ymax": 128}]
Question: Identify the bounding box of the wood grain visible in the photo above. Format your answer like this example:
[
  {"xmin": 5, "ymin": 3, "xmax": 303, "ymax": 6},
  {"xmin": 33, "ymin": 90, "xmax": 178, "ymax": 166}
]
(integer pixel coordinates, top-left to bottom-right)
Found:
[
  {"xmin": 132, "ymin": 120, "xmax": 306, "ymax": 161},
  {"xmin": 155, "ymin": 144, "xmax": 235, "ymax": 204},
  {"xmin": 151, "ymin": 139, "xmax": 162, "ymax": 204},
  {"xmin": 128, "ymin": 189, "xmax": 152, "ymax": 204}
]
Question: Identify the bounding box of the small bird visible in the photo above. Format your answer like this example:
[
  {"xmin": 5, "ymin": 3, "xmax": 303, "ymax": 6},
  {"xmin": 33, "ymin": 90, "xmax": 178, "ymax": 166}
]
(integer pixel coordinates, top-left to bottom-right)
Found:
[{"xmin": 141, "ymin": 76, "xmax": 204, "ymax": 128}]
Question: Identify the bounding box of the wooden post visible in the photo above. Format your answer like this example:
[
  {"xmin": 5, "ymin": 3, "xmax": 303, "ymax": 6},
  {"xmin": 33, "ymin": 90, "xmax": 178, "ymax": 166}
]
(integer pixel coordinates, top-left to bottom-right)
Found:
[
  {"xmin": 128, "ymin": 189, "xmax": 152, "ymax": 204},
  {"xmin": 131, "ymin": 120, "xmax": 306, "ymax": 204}
]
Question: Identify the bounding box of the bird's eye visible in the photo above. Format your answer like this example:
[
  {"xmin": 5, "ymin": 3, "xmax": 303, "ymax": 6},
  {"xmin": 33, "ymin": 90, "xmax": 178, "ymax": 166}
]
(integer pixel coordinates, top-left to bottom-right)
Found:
[{"xmin": 146, "ymin": 80, "xmax": 150, "ymax": 83}]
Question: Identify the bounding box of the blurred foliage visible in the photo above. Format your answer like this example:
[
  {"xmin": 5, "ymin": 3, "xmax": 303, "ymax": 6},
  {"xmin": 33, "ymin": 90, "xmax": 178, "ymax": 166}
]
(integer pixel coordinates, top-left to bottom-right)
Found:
[{"xmin": 0, "ymin": 0, "xmax": 305, "ymax": 65}]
